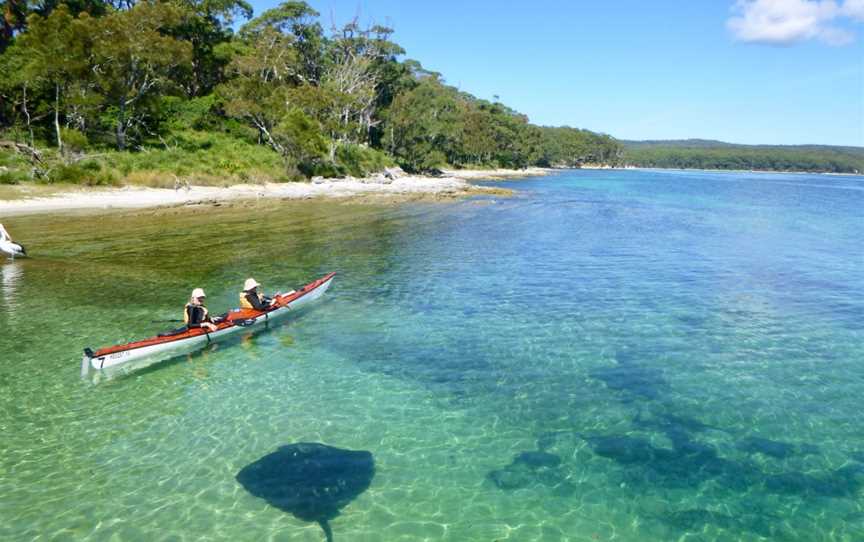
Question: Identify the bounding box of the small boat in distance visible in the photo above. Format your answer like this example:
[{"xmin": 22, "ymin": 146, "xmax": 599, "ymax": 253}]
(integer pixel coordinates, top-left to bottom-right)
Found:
[
  {"xmin": 0, "ymin": 224, "xmax": 26, "ymax": 259},
  {"xmin": 81, "ymin": 272, "xmax": 335, "ymax": 378}
]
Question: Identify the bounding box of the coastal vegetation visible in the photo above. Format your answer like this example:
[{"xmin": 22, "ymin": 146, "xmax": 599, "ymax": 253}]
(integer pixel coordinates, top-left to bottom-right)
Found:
[
  {"xmin": 0, "ymin": 0, "xmax": 620, "ymax": 186},
  {"xmin": 623, "ymin": 140, "xmax": 864, "ymax": 174}
]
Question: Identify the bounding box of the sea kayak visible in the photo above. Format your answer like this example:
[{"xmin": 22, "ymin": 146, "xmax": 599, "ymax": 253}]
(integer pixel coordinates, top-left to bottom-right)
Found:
[{"xmin": 81, "ymin": 272, "xmax": 335, "ymax": 377}]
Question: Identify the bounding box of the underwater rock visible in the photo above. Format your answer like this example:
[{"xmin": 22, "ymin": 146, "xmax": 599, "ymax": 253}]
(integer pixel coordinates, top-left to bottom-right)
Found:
[
  {"xmin": 665, "ymin": 414, "xmax": 712, "ymax": 433},
  {"xmin": 551, "ymin": 479, "xmax": 578, "ymax": 497},
  {"xmin": 487, "ymin": 463, "xmax": 533, "ymax": 490},
  {"xmin": 797, "ymin": 443, "xmax": 821, "ymax": 456},
  {"xmin": 591, "ymin": 364, "xmax": 666, "ymax": 400},
  {"xmin": 764, "ymin": 465, "xmax": 863, "ymax": 498},
  {"xmin": 672, "ymin": 436, "xmax": 717, "ymax": 459},
  {"xmin": 236, "ymin": 442, "xmax": 375, "ymax": 542},
  {"xmin": 765, "ymin": 472, "xmax": 823, "ymax": 496},
  {"xmin": 536, "ymin": 431, "xmax": 561, "ymax": 452},
  {"xmin": 585, "ymin": 435, "xmax": 659, "ymax": 464},
  {"xmin": 514, "ymin": 451, "xmax": 562, "ymax": 469},
  {"xmin": 534, "ymin": 430, "xmax": 584, "ymax": 459},
  {"xmin": 584, "ymin": 431, "xmax": 757, "ymax": 492},
  {"xmin": 488, "ymin": 450, "xmax": 567, "ymax": 492},
  {"xmin": 736, "ymin": 436, "xmax": 796, "ymax": 459}
]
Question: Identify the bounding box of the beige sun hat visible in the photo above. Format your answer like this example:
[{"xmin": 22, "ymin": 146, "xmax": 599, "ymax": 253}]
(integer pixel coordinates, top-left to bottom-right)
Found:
[
  {"xmin": 243, "ymin": 278, "xmax": 260, "ymax": 291},
  {"xmin": 191, "ymin": 288, "xmax": 206, "ymax": 299}
]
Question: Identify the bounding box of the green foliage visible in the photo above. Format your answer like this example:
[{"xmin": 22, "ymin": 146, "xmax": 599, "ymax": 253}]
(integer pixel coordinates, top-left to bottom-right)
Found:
[
  {"xmin": 159, "ymin": 95, "xmax": 220, "ymax": 133},
  {"xmin": 90, "ymin": 2, "xmax": 194, "ymax": 150},
  {"xmin": 0, "ymin": 171, "xmax": 23, "ymax": 185},
  {"xmin": 274, "ymin": 107, "xmax": 327, "ymax": 175},
  {"xmin": 60, "ymin": 128, "xmax": 88, "ymax": 153},
  {"xmin": 0, "ymin": 0, "xmax": 624, "ymax": 186},
  {"xmin": 382, "ymin": 78, "xmax": 461, "ymax": 172},
  {"xmin": 335, "ymin": 144, "xmax": 394, "ymax": 177},
  {"xmin": 0, "ymin": 146, "xmax": 35, "ymax": 184},
  {"xmin": 106, "ymin": 130, "xmax": 284, "ymax": 181},
  {"xmin": 47, "ymin": 160, "xmax": 118, "ymax": 186},
  {"xmin": 623, "ymin": 141, "xmax": 864, "ymax": 173},
  {"xmin": 382, "ymin": 78, "xmax": 618, "ymax": 172},
  {"xmin": 539, "ymin": 126, "xmax": 622, "ymax": 167}
]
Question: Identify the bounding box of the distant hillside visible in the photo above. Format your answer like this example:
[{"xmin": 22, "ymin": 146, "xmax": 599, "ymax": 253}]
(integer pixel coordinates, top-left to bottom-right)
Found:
[{"xmin": 621, "ymin": 140, "xmax": 864, "ymax": 174}]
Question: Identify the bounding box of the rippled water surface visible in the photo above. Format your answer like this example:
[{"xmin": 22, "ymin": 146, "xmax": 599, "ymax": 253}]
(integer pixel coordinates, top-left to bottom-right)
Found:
[{"xmin": 2, "ymin": 169, "xmax": 863, "ymax": 541}]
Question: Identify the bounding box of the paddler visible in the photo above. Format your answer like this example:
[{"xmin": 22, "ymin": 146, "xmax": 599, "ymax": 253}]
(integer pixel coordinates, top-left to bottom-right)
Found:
[
  {"xmin": 240, "ymin": 278, "xmax": 276, "ymax": 310},
  {"xmin": 185, "ymin": 288, "xmax": 218, "ymax": 332}
]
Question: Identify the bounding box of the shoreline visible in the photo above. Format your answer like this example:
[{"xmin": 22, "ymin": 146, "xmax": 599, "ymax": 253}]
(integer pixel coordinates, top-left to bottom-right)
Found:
[
  {"xmin": 0, "ymin": 168, "xmax": 551, "ymax": 217},
  {"xmin": 441, "ymin": 167, "xmax": 555, "ymax": 180},
  {"xmin": 621, "ymin": 165, "xmax": 863, "ymax": 176}
]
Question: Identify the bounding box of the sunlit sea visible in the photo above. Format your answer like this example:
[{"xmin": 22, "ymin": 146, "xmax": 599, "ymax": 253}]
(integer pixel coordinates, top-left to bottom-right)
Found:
[{"xmin": 2, "ymin": 169, "xmax": 863, "ymax": 541}]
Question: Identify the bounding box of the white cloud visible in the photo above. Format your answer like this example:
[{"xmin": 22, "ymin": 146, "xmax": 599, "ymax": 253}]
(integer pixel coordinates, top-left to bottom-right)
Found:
[
  {"xmin": 728, "ymin": 0, "xmax": 864, "ymax": 45},
  {"xmin": 841, "ymin": 0, "xmax": 864, "ymax": 20}
]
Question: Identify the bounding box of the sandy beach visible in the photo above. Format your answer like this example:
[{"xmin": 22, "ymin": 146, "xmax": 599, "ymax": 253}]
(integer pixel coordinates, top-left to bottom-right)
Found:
[
  {"xmin": 442, "ymin": 167, "xmax": 554, "ymax": 179},
  {"xmin": 0, "ymin": 168, "xmax": 554, "ymax": 216}
]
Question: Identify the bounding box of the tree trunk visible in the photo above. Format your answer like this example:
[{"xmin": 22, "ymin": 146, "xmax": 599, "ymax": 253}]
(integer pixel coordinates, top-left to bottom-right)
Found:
[
  {"xmin": 23, "ymin": 82, "xmax": 33, "ymax": 148},
  {"xmin": 54, "ymin": 83, "xmax": 63, "ymax": 154},
  {"xmin": 116, "ymin": 98, "xmax": 126, "ymax": 151}
]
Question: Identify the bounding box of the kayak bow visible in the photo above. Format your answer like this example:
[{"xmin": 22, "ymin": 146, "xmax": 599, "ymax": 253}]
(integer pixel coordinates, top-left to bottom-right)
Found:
[{"xmin": 81, "ymin": 272, "xmax": 335, "ymax": 377}]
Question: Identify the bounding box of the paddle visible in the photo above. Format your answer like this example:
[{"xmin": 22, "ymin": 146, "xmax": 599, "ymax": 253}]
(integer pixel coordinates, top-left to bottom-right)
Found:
[{"xmin": 152, "ymin": 319, "xmax": 184, "ymax": 324}]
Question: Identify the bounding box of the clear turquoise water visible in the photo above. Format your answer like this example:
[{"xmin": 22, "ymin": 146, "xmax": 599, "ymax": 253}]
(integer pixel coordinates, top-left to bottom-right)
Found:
[{"xmin": 2, "ymin": 169, "xmax": 863, "ymax": 541}]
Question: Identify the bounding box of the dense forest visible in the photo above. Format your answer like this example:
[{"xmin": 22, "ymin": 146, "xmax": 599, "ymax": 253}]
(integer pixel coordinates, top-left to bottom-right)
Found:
[
  {"xmin": 623, "ymin": 140, "xmax": 864, "ymax": 174},
  {"xmin": 0, "ymin": 0, "xmax": 621, "ymax": 185}
]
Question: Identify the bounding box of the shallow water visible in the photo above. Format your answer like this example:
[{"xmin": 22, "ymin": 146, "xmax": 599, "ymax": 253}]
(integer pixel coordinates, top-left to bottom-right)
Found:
[{"xmin": 2, "ymin": 169, "xmax": 863, "ymax": 541}]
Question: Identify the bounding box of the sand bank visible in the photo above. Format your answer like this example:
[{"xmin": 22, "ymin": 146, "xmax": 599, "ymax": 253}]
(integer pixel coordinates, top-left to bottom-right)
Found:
[
  {"xmin": 0, "ymin": 173, "xmax": 519, "ymax": 217},
  {"xmin": 441, "ymin": 167, "xmax": 554, "ymax": 180}
]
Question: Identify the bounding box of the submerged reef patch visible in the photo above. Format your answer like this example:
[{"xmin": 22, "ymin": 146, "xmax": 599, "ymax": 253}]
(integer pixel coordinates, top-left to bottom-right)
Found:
[
  {"xmin": 487, "ymin": 449, "xmax": 574, "ymax": 496},
  {"xmin": 736, "ymin": 436, "xmax": 797, "ymax": 459},
  {"xmin": 589, "ymin": 348, "xmax": 669, "ymax": 401}
]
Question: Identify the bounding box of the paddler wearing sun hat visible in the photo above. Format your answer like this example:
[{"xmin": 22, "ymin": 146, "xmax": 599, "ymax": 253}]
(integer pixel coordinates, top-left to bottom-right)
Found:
[
  {"xmin": 239, "ymin": 278, "xmax": 277, "ymax": 311},
  {"xmin": 184, "ymin": 288, "xmax": 219, "ymax": 332}
]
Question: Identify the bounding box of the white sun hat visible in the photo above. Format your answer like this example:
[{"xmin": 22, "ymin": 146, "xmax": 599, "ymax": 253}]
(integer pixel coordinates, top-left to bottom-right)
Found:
[
  {"xmin": 191, "ymin": 288, "xmax": 206, "ymax": 298},
  {"xmin": 244, "ymin": 278, "xmax": 260, "ymax": 291}
]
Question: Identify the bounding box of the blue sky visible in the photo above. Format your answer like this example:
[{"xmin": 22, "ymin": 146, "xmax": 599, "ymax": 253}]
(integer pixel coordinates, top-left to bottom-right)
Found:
[{"xmin": 247, "ymin": 0, "xmax": 864, "ymax": 146}]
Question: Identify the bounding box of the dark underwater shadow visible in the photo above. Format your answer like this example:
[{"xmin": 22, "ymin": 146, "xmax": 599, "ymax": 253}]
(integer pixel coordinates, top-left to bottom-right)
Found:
[
  {"xmin": 589, "ymin": 348, "xmax": 669, "ymax": 401},
  {"xmin": 487, "ymin": 449, "xmax": 576, "ymax": 496},
  {"xmin": 236, "ymin": 443, "xmax": 375, "ymax": 542}
]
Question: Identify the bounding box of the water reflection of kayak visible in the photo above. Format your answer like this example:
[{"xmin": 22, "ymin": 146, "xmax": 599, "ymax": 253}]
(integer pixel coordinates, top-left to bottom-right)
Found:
[{"xmin": 81, "ymin": 272, "xmax": 335, "ymax": 377}]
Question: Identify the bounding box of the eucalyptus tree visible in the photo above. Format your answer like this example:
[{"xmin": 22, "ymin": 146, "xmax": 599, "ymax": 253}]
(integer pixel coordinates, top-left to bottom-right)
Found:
[
  {"xmin": 88, "ymin": 1, "xmax": 193, "ymax": 150},
  {"xmin": 0, "ymin": 0, "xmax": 112, "ymax": 53},
  {"xmin": 218, "ymin": 1, "xmax": 336, "ymax": 175},
  {"xmin": 11, "ymin": 5, "xmax": 90, "ymax": 152},
  {"xmin": 218, "ymin": 2, "xmax": 303, "ymax": 153},
  {"xmin": 171, "ymin": 0, "xmax": 253, "ymax": 95},
  {"xmin": 244, "ymin": 1, "xmax": 324, "ymax": 83},
  {"xmin": 321, "ymin": 21, "xmax": 403, "ymax": 154},
  {"xmin": 382, "ymin": 77, "xmax": 463, "ymax": 172}
]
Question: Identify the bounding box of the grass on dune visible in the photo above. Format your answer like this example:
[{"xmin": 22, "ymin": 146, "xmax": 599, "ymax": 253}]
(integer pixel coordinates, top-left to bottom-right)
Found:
[
  {"xmin": 1, "ymin": 129, "xmax": 394, "ymax": 192},
  {"xmin": 0, "ymin": 130, "xmax": 287, "ymax": 191},
  {"xmin": 108, "ymin": 131, "xmax": 286, "ymax": 186}
]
